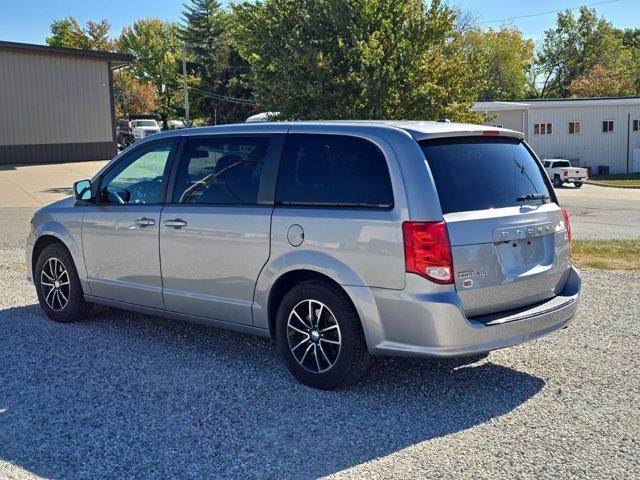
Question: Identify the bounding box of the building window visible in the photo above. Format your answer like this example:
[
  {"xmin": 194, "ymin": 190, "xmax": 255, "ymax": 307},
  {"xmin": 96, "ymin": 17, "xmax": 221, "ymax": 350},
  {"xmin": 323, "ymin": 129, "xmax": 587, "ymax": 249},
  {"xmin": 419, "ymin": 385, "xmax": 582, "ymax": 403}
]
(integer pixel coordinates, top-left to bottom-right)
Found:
[
  {"xmin": 602, "ymin": 120, "xmax": 614, "ymax": 133},
  {"xmin": 569, "ymin": 121, "xmax": 581, "ymax": 135},
  {"xmin": 534, "ymin": 123, "xmax": 552, "ymax": 135},
  {"xmin": 633, "ymin": 119, "xmax": 640, "ymax": 132}
]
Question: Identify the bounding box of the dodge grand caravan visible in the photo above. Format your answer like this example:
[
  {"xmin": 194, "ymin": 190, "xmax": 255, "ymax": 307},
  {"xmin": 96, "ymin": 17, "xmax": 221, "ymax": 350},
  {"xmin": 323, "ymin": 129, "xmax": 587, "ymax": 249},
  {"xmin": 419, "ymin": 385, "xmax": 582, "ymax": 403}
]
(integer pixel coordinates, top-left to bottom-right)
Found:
[{"xmin": 26, "ymin": 121, "xmax": 580, "ymax": 389}]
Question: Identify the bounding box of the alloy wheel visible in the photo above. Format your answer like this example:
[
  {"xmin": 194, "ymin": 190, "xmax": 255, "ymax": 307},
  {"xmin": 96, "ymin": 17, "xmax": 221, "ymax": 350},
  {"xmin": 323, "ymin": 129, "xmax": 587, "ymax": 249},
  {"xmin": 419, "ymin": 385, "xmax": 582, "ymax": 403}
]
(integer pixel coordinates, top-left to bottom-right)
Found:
[
  {"xmin": 286, "ymin": 299, "xmax": 342, "ymax": 373},
  {"xmin": 40, "ymin": 257, "xmax": 70, "ymax": 311}
]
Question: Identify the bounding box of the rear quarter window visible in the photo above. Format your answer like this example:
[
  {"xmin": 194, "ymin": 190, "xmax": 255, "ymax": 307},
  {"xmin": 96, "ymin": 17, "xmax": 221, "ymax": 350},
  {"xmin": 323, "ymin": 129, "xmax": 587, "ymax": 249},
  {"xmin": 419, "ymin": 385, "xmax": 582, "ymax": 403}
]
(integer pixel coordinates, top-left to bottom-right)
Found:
[
  {"xmin": 275, "ymin": 134, "xmax": 393, "ymax": 208},
  {"xmin": 420, "ymin": 136, "xmax": 552, "ymax": 214}
]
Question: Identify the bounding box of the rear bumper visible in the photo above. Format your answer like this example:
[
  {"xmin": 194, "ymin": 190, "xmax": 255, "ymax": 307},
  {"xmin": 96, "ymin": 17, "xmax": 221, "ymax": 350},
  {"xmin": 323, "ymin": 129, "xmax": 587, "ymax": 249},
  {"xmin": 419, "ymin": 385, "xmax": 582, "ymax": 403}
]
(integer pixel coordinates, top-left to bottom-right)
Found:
[
  {"xmin": 361, "ymin": 267, "xmax": 580, "ymax": 358},
  {"xmin": 563, "ymin": 177, "xmax": 588, "ymax": 182}
]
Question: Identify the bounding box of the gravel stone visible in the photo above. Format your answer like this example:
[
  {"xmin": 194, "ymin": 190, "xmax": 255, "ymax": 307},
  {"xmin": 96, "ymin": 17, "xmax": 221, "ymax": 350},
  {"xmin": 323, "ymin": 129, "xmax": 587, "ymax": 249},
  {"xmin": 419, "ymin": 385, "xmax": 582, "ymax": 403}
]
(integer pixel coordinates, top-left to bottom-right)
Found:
[{"xmin": 0, "ymin": 245, "xmax": 638, "ymax": 479}]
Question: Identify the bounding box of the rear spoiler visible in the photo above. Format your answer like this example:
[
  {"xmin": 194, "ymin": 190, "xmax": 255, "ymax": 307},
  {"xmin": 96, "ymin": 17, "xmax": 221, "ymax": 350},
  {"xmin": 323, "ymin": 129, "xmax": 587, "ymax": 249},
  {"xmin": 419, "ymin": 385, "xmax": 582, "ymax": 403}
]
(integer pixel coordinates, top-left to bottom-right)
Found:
[{"xmin": 405, "ymin": 128, "xmax": 525, "ymax": 142}]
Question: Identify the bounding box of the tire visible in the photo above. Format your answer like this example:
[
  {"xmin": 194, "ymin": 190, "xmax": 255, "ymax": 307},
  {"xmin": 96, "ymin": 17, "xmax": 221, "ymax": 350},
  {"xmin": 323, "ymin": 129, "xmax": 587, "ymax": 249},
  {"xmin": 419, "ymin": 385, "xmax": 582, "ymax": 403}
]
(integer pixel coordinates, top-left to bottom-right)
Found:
[
  {"xmin": 553, "ymin": 176, "xmax": 564, "ymax": 188},
  {"xmin": 275, "ymin": 280, "xmax": 371, "ymax": 389},
  {"xmin": 34, "ymin": 243, "xmax": 94, "ymax": 323},
  {"xmin": 574, "ymin": 182, "xmax": 583, "ymax": 188}
]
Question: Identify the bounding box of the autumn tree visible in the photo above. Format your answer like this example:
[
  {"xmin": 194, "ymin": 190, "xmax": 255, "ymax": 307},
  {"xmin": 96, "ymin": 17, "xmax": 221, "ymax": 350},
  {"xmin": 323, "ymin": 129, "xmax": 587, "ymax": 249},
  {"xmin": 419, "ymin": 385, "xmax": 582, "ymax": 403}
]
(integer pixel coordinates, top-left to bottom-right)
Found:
[
  {"xmin": 46, "ymin": 17, "xmax": 116, "ymax": 50},
  {"xmin": 233, "ymin": 0, "xmax": 481, "ymax": 122},
  {"xmin": 113, "ymin": 71, "xmax": 160, "ymax": 118}
]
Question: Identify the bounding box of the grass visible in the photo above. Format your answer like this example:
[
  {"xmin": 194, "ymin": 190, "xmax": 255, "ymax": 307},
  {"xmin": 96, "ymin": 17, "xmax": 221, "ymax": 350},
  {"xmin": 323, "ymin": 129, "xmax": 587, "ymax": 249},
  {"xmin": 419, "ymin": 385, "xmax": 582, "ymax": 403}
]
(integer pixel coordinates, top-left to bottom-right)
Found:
[
  {"xmin": 572, "ymin": 239, "xmax": 640, "ymax": 271},
  {"xmin": 589, "ymin": 173, "xmax": 640, "ymax": 187}
]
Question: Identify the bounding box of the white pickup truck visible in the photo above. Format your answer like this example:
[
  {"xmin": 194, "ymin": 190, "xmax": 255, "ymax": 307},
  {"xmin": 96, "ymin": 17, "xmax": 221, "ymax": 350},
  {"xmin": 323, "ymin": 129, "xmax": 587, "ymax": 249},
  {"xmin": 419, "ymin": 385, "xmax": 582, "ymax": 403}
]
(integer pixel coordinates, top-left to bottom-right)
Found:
[
  {"xmin": 543, "ymin": 159, "xmax": 589, "ymax": 188},
  {"xmin": 131, "ymin": 119, "xmax": 161, "ymax": 141}
]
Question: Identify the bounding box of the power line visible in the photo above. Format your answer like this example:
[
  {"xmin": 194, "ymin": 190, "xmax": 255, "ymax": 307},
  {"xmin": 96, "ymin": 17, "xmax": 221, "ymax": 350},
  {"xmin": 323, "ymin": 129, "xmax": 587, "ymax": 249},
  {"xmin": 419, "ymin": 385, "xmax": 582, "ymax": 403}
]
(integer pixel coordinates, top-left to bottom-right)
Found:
[
  {"xmin": 189, "ymin": 86, "xmax": 255, "ymax": 106},
  {"xmin": 480, "ymin": 0, "xmax": 621, "ymax": 24}
]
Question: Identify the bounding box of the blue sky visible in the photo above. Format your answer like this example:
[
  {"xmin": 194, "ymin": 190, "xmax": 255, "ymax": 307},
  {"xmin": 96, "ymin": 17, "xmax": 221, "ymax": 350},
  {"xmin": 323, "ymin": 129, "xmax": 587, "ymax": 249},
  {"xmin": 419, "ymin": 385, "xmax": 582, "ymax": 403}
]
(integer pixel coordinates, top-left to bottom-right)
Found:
[{"xmin": 0, "ymin": 0, "xmax": 638, "ymax": 46}]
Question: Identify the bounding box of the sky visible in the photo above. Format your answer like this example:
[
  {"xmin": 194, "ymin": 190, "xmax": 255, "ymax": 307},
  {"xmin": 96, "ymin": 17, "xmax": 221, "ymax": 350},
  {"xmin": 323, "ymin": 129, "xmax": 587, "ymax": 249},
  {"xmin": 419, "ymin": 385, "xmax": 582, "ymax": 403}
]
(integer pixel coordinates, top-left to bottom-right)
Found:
[{"xmin": 0, "ymin": 0, "xmax": 638, "ymax": 46}]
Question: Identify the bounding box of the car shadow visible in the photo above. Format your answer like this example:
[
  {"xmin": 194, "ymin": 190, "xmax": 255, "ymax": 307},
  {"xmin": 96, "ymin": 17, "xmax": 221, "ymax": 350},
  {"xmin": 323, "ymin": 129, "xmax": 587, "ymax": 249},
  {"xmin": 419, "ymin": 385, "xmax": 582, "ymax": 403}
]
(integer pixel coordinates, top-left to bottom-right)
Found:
[
  {"xmin": 40, "ymin": 187, "xmax": 74, "ymax": 195},
  {"xmin": 0, "ymin": 304, "xmax": 545, "ymax": 479}
]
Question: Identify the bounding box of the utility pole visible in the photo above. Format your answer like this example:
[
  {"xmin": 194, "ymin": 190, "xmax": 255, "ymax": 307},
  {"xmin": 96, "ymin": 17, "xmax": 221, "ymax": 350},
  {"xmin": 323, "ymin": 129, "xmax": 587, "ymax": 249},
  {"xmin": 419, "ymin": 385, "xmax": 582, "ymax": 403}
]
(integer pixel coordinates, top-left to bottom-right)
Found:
[{"xmin": 182, "ymin": 43, "xmax": 190, "ymax": 128}]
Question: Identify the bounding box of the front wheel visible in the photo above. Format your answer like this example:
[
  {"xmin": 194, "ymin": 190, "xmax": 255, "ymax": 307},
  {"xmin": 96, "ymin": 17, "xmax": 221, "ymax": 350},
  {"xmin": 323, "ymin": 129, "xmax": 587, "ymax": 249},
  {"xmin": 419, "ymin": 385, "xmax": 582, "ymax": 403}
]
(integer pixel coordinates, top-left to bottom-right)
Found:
[
  {"xmin": 35, "ymin": 244, "xmax": 94, "ymax": 323},
  {"xmin": 553, "ymin": 176, "xmax": 564, "ymax": 188},
  {"xmin": 574, "ymin": 181, "xmax": 583, "ymax": 188},
  {"xmin": 276, "ymin": 280, "xmax": 371, "ymax": 389}
]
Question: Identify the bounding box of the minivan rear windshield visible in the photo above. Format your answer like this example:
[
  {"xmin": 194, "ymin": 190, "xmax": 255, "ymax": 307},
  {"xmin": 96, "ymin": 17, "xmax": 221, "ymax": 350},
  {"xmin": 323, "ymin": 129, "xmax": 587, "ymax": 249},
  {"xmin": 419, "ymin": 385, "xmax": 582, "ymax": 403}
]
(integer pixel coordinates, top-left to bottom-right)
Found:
[{"xmin": 420, "ymin": 136, "xmax": 552, "ymax": 215}]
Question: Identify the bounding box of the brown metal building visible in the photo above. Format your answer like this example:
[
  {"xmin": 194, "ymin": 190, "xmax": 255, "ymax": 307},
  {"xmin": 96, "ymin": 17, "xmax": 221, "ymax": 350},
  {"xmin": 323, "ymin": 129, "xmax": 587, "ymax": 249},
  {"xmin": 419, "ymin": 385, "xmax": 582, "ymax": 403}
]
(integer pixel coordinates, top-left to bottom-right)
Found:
[{"xmin": 0, "ymin": 41, "xmax": 133, "ymax": 165}]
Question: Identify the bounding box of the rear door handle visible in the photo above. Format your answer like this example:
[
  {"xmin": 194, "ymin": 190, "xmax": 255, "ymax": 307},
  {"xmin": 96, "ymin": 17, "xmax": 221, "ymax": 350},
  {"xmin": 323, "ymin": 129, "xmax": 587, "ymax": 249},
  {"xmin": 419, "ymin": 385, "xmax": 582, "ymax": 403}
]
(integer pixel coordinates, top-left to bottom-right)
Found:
[
  {"xmin": 164, "ymin": 219, "xmax": 188, "ymax": 229},
  {"xmin": 134, "ymin": 217, "xmax": 156, "ymax": 227}
]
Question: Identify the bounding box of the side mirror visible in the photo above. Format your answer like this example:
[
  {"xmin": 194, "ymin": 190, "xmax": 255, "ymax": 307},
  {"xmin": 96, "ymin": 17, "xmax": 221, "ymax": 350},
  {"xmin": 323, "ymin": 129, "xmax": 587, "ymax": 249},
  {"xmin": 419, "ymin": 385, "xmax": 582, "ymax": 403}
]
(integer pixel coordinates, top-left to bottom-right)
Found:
[{"xmin": 74, "ymin": 179, "xmax": 94, "ymax": 202}]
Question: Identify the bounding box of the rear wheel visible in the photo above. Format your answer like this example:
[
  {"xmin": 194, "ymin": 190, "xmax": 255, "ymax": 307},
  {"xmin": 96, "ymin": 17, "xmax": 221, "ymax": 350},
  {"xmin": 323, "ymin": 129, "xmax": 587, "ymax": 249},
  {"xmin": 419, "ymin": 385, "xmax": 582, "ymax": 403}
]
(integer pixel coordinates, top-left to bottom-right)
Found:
[
  {"xmin": 553, "ymin": 176, "xmax": 564, "ymax": 188},
  {"xmin": 574, "ymin": 181, "xmax": 583, "ymax": 188},
  {"xmin": 276, "ymin": 280, "xmax": 371, "ymax": 389},
  {"xmin": 35, "ymin": 244, "xmax": 94, "ymax": 323}
]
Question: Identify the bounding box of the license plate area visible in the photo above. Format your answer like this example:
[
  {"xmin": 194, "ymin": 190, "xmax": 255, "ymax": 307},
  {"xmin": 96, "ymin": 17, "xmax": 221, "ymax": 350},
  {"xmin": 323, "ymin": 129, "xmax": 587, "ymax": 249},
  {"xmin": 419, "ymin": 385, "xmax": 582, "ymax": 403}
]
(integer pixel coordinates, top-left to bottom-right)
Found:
[
  {"xmin": 496, "ymin": 236, "xmax": 551, "ymax": 274},
  {"xmin": 493, "ymin": 222, "xmax": 554, "ymax": 274}
]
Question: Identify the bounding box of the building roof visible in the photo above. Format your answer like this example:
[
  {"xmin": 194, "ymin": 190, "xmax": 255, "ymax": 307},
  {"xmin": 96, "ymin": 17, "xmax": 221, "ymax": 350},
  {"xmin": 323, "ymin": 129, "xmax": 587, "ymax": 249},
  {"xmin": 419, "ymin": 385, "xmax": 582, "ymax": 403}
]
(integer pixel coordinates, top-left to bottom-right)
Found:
[
  {"xmin": 0, "ymin": 40, "xmax": 133, "ymax": 66},
  {"xmin": 473, "ymin": 97, "xmax": 640, "ymax": 112}
]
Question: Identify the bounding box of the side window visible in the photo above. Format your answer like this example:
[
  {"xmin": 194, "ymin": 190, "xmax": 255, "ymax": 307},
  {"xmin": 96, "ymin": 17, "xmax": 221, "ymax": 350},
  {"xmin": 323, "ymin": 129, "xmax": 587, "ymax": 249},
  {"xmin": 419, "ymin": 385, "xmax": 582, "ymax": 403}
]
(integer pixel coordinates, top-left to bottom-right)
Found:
[
  {"xmin": 172, "ymin": 136, "xmax": 272, "ymax": 204},
  {"xmin": 275, "ymin": 134, "xmax": 393, "ymax": 208},
  {"xmin": 99, "ymin": 140, "xmax": 174, "ymax": 204},
  {"xmin": 569, "ymin": 121, "xmax": 581, "ymax": 134},
  {"xmin": 543, "ymin": 161, "xmax": 550, "ymax": 168}
]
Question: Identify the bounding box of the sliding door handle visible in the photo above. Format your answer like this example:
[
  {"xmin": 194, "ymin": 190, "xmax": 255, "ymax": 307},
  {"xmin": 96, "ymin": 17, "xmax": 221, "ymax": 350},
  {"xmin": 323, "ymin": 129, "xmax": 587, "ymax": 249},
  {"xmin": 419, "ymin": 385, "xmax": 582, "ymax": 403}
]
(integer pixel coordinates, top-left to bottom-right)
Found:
[{"xmin": 164, "ymin": 219, "xmax": 188, "ymax": 229}]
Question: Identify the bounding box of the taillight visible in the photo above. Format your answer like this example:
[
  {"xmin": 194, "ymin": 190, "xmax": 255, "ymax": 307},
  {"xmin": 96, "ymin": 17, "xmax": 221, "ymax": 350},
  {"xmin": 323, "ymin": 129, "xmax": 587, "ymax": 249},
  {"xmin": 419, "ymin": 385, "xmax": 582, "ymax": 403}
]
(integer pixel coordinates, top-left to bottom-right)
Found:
[
  {"xmin": 563, "ymin": 170, "xmax": 568, "ymax": 177},
  {"xmin": 561, "ymin": 208, "xmax": 572, "ymax": 256},
  {"xmin": 402, "ymin": 221, "xmax": 453, "ymax": 284}
]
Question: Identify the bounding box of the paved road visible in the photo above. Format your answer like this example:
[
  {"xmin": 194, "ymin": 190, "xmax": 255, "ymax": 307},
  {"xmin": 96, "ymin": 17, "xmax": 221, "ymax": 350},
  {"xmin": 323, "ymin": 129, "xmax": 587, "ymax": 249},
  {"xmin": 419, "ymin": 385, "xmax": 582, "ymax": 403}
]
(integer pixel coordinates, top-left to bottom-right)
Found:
[
  {"xmin": 555, "ymin": 184, "xmax": 640, "ymax": 239},
  {"xmin": 0, "ymin": 161, "xmax": 107, "ymax": 248}
]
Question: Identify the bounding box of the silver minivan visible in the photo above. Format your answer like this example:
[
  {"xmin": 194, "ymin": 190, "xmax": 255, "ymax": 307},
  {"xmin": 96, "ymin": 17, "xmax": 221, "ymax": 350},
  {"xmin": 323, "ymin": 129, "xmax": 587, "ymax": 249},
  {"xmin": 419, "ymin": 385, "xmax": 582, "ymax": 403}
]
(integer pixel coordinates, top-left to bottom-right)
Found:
[{"xmin": 26, "ymin": 121, "xmax": 580, "ymax": 389}]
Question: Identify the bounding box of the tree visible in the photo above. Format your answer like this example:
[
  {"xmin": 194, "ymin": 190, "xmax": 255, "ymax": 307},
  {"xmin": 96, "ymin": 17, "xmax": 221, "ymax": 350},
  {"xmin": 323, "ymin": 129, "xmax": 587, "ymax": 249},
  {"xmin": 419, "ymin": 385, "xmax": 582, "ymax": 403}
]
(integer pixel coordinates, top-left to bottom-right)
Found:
[
  {"xmin": 529, "ymin": 7, "xmax": 626, "ymax": 98},
  {"xmin": 180, "ymin": 0, "xmax": 254, "ymax": 124},
  {"xmin": 46, "ymin": 17, "xmax": 115, "ymax": 50},
  {"xmin": 113, "ymin": 71, "xmax": 160, "ymax": 118},
  {"xmin": 233, "ymin": 0, "xmax": 481, "ymax": 122},
  {"xmin": 119, "ymin": 19, "xmax": 181, "ymax": 125},
  {"xmin": 462, "ymin": 27, "xmax": 534, "ymax": 101}
]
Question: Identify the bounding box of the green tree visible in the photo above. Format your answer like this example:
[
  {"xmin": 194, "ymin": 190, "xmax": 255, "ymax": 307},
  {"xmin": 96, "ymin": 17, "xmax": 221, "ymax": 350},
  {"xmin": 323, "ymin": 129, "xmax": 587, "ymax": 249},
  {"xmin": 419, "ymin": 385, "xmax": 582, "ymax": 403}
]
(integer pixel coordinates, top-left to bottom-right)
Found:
[
  {"xmin": 529, "ymin": 7, "xmax": 626, "ymax": 98},
  {"xmin": 233, "ymin": 0, "xmax": 481, "ymax": 122},
  {"xmin": 119, "ymin": 19, "xmax": 181, "ymax": 125},
  {"xmin": 462, "ymin": 27, "xmax": 534, "ymax": 101},
  {"xmin": 46, "ymin": 17, "xmax": 115, "ymax": 50},
  {"xmin": 180, "ymin": 0, "xmax": 254, "ymax": 124}
]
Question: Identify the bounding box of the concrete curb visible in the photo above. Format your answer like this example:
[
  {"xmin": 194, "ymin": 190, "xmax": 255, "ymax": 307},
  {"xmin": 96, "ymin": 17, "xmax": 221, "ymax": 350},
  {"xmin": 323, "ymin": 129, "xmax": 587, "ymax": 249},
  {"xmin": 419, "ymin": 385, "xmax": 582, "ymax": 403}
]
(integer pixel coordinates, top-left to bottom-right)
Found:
[{"xmin": 587, "ymin": 182, "xmax": 640, "ymax": 190}]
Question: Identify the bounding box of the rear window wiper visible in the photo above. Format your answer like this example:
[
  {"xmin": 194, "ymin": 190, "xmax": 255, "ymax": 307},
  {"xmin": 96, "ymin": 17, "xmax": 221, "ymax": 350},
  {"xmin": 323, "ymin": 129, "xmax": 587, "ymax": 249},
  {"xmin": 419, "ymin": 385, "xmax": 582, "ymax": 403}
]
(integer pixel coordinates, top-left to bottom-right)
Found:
[{"xmin": 516, "ymin": 193, "xmax": 550, "ymax": 202}]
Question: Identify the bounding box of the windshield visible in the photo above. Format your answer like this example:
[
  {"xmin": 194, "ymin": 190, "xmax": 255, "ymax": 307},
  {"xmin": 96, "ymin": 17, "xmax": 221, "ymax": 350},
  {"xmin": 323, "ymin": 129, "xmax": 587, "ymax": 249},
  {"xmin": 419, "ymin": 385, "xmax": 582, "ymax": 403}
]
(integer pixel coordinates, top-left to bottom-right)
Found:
[
  {"xmin": 133, "ymin": 120, "xmax": 158, "ymax": 127},
  {"xmin": 420, "ymin": 136, "xmax": 552, "ymax": 214}
]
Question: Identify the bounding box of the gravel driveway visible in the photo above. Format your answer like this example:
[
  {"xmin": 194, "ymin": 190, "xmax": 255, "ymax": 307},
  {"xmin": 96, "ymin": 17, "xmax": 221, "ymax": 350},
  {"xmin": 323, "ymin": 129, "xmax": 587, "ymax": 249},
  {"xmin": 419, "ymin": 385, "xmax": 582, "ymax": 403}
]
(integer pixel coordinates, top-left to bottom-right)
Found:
[{"xmin": 0, "ymin": 244, "xmax": 638, "ymax": 479}]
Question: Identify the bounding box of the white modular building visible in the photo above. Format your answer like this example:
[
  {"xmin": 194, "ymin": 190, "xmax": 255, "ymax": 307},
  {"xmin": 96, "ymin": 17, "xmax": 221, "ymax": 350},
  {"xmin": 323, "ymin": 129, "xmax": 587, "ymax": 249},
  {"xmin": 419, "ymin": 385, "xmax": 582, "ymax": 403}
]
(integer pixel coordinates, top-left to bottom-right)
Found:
[{"xmin": 473, "ymin": 98, "xmax": 640, "ymax": 175}]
